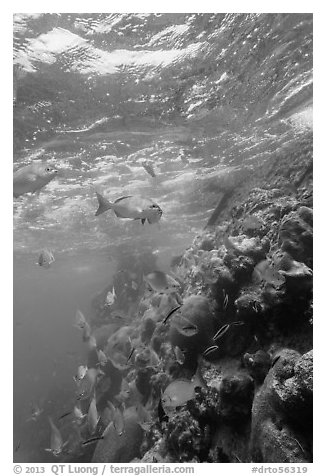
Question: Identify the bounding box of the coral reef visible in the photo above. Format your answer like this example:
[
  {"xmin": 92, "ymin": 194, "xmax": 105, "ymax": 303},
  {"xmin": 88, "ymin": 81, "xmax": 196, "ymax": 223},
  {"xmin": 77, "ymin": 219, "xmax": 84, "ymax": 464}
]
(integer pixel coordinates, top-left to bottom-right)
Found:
[{"xmin": 69, "ymin": 151, "xmax": 312, "ymax": 464}]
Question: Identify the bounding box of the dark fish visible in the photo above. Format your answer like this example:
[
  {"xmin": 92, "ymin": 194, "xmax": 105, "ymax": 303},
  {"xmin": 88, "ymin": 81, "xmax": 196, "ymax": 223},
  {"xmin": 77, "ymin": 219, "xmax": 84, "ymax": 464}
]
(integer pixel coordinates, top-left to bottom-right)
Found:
[
  {"xmin": 231, "ymin": 321, "xmax": 244, "ymax": 326},
  {"xmin": 203, "ymin": 345, "xmax": 219, "ymax": 357},
  {"xmin": 163, "ymin": 305, "xmax": 181, "ymax": 324},
  {"xmin": 213, "ymin": 324, "xmax": 230, "ymax": 341},
  {"xmin": 271, "ymin": 355, "xmax": 281, "ymax": 367},
  {"xmin": 82, "ymin": 436, "xmax": 104, "ymax": 446},
  {"xmin": 58, "ymin": 411, "xmax": 72, "ymax": 420},
  {"xmin": 126, "ymin": 347, "xmax": 135, "ymax": 364},
  {"xmin": 141, "ymin": 160, "xmax": 156, "ymax": 178},
  {"xmin": 38, "ymin": 249, "xmax": 55, "ymax": 268},
  {"xmin": 223, "ymin": 290, "xmax": 229, "ymax": 309},
  {"xmin": 177, "ymin": 323, "xmax": 198, "ymax": 337}
]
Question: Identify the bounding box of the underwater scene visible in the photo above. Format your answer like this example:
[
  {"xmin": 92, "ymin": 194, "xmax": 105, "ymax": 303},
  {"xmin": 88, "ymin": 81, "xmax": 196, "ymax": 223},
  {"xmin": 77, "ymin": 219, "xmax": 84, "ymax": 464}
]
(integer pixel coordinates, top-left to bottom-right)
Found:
[{"xmin": 13, "ymin": 13, "xmax": 313, "ymax": 463}]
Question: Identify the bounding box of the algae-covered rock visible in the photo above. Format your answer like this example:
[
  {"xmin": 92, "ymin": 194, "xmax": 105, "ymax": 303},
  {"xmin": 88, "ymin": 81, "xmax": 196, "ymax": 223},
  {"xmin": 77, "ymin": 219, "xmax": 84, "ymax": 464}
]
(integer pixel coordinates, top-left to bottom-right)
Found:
[
  {"xmin": 91, "ymin": 407, "xmax": 144, "ymax": 463},
  {"xmin": 250, "ymin": 348, "xmax": 312, "ymax": 463},
  {"xmin": 279, "ymin": 207, "xmax": 313, "ymax": 267},
  {"xmin": 243, "ymin": 350, "xmax": 271, "ymax": 384},
  {"xmin": 219, "ymin": 372, "xmax": 254, "ymax": 422}
]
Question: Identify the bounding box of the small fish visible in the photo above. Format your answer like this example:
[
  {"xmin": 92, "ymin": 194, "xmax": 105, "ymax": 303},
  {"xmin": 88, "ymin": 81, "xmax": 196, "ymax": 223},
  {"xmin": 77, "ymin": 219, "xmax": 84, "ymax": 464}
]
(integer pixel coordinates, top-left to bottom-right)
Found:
[
  {"xmin": 58, "ymin": 411, "xmax": 72, "ymax": 420},
  {"xmin": 97, "ymin": 350, "xmax": 108, "ymax": 366},
  {"xmin": 131, "ymin": 280, "xmax": 138, "ymax": 290},
  {"xmin": 107, "ymin": 356, "xmax": 131, "ymax": 372},
  {"xmin": 94, "ymin": 192, "xmax": 163, "ymax": 225},
  {"xmin": 223, "ymin": 290, "xmax": 229, "ymax": 310},
  {"xmin": 73, "ymin": 365, "xmax": 88, "ymax": 383},
  {"xmin": 126, "ymin": 347, "xmax": 135, "ymax": 364},
  {"xmin": 82, "ymin": 436, "xmax": 104, "ymax": 446},
  {"xmin": 174, "ymin": 346, "xmax": 186, "ymax": 365},
  {"xmin": 87, "ymin": 394, "xmax": 100, "ymax": 435},
  {"xmin": 74, "ymin": 310, "xmax": 88, "ymax": 330},
  {"xmin": 231, "ymin": 321, "xmax": 244, "ymax": 327},
  {"xmin": 45, "ymin": 417, "xmax": 67, "ymax": 456},
  {"xmin": 26, "ymin": 403, "xmax": 43, "ymax": 422},
  {"xmin": 86, "ymin": 335, "xmax": 97, "ymax": 351},
  {"xmin": 203, "ymin": 345, "xmax": 219, "ymax": 358},
  {"xmin": 82, "ymin": 322, "xmax": 92, "ymax": 342},
  {"xmin": 141, "ymin": 160, "xmax": 156, "ymax": 178},
  {"xmin": 121, "ymin": 379, "xmax": 131, "ymax": 396},
  {"xmin": 163, "ymin": 305, "xmax": 181, "ymax": 324},
  {"xmin": 136, "ymin": 403, "xmax": 151, "ymax": 431},
  {"xmin": 144, "ymin": 271, "xmax": 180, "ymax": 294},
  {"xmin": 148, "ymin": 348, "xmax": 162, "ymax": 368},
  {"xmin": 38, "ymin": 249, "xmax": 55, "ymax": 268},
  {"xmin": 106, "ymin": 401, "xmax": 125, "ymax": 436},
  {"xmin": 105, "ymin": 286, "xmax": 116, "ymax": 306},
  {"xmin": 14, "ymin": 440, "xmax": 21, "ymax": 452},
  {"xmin": 213, "ymin": 324, "xmax": 230, "ymax": 341},
  {"xmin": 13, "ymin": 161, "xmax": 58, "ymax": 198},
  {"xmin": 110, "ymin": 310, "xmax": 127, "ymax": 320},
  {"xmin": 271, "ymin": 355, "xmax": 281, "ymax": 367},
  {"xmin": 75, "ymin": 368, "xmax": 102, "ymax": 401},
  {"xmin": 175, "ymin": 322, "xmax": 198, "ymax": 337},
  {"xmin": 73, "ymin": 405, "xmax": 87, "ymax": 424}
]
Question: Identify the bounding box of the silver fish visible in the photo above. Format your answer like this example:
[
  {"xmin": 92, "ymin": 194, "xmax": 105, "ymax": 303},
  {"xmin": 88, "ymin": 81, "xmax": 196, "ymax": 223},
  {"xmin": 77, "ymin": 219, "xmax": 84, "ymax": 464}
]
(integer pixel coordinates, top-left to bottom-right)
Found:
[
  {"xmin": 74, "ymin": 310, "xmax": 88, "ymax": 330},
  {"xmin": 73, "ymin": 365, "xmax": 88, "ymax": 383},
  {"xmin": 45, "ymin": 417, "xmax": 67, "ymax": 456},
  {"xmin": 105, "ymin": 286, "xmax": 116, "ymax": 306},
  {"xmin": 213, "ymin": 324, "xmax": 230, "ymax": 341},
  {"xmin": 26, "ymin": 402, "xmax": 43, "ymax": 422},
  {"xmin": 86, "ymin": 335, "xmax": 97, "ymax": 351},
  {"xmin": 106, "ymin": 401, "xmax": 125, "ymax": 436},
  {"xmin": 174, "ymin": 346, "xmax": 186, "ymax": 365},
  {"xmin": 136, "ymin": 403, "xmax": 151, "ymax": 431},
  {"xmin": 73, "ymin": 405, "xmax": 87, "ymax": 425},
  {"xmin": 97, "ymin": 350, "xmax": 108, "ymax": 366},
  {"xmin": 144, "ymin": 271, "xmax": 180, "ymax": 294},
  {"xmin": 13, "ymin": 161, "xmax": 58, "ymax": 198},
  {"xmin": 87, "ymin": 394, "xmax": 100, "ymax": 435},
  {"xmin": 203, "ymin": 345, "xmax": 219, "ymax": 358},
  {"xmin": 38, "ymin": 249, "xmax": 55, "ymax": 268},
  {"xmin": 95, "ymin": 192, "xmax": 163, "ymax": 225}
]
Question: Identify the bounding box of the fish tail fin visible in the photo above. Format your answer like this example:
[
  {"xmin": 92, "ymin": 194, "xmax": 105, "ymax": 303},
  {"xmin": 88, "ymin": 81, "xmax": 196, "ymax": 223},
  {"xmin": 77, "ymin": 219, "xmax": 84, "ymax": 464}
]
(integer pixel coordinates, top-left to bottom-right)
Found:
[{"xmin": 95, "ymin": 191, "xmax": 112, "ymax": 216}]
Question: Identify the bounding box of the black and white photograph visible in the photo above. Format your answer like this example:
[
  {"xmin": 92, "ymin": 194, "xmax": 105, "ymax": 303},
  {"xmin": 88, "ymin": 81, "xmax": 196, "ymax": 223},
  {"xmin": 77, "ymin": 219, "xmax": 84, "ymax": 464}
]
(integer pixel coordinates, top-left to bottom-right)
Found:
[{"xmin": 12, "ymin": 10, "xmax": 313, "ymax": 466}]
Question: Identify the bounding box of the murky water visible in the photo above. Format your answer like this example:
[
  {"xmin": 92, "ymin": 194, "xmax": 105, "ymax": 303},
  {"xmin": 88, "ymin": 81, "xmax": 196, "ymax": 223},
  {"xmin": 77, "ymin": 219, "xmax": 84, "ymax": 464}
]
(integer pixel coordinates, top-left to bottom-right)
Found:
[{"xmin": 13, "ymin": 13, "xmax": 312, "ymax": 462}]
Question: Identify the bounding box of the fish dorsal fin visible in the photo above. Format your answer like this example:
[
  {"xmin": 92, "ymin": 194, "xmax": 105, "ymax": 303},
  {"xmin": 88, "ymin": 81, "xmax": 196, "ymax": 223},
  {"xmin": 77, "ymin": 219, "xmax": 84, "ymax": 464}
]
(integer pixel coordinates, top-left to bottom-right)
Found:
[{"xmin": 114, "ymin": 196, "xmax": 133, "ymax": 203}]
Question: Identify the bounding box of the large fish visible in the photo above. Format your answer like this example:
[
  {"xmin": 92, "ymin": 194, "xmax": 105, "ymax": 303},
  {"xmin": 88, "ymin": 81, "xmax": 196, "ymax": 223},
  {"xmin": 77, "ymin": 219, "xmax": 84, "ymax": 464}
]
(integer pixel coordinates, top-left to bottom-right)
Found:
[
  {"xmin": 94, "ymin": 192, "xmax": 163, "ymax": 225},
  {"xmin": 13, "ymin": 161, "xmax": 58, "ymax": 198},
  {"xmin": 141, "ymin": 160, "xmax": 156, "ymax": 178}
]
